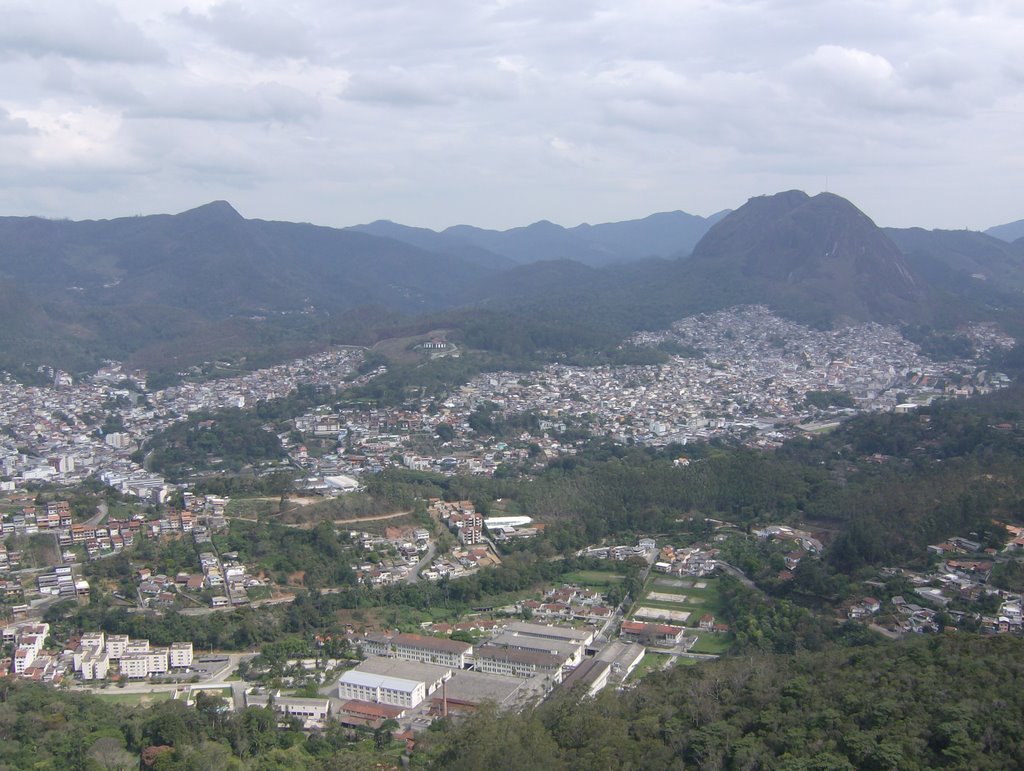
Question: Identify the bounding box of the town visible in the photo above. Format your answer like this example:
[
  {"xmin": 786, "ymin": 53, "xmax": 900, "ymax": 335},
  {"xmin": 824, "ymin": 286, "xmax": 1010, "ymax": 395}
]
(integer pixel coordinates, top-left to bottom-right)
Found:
[
  {"xmin": 1, "ymin": 303, "xmax": 1022, "ymax": 752},
  {"xmin": 1, "ymin": 307, "xmax": 1008, "ymax": 504}
]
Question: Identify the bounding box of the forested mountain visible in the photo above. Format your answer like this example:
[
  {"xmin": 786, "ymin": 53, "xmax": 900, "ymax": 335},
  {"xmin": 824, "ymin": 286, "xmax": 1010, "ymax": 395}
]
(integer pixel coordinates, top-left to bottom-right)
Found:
[
  {"xmin": 681, "ymin": 190, "xmax": 934, "ymax": 327},
  {"xmin": 884, "ymin": 226, "xmax": 1024, "ymax": 292},
  {"xmin": 2, "ymin": 192, "xmax": 1024, "ymax": 376},
  {"xmin": 0, "ymin": 201, "xmax": 499, "ymax": 317},
  {"xmin": 456, "ymin": 191, "xmax": 1003, "ymax": 360},
  {"xmin": 0, "ymin": 202, "xmax": 501, "ymax": 372},
  {"xmin": 341, "ymin": 219, "xmax": 517, "ymax": 270}
]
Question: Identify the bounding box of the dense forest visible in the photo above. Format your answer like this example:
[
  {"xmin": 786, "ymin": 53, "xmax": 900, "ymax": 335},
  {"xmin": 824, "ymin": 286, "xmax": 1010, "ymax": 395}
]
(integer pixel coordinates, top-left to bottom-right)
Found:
[{"xmin": 420, "ymin": 634, "xmax": 1024, "ymax": 769}]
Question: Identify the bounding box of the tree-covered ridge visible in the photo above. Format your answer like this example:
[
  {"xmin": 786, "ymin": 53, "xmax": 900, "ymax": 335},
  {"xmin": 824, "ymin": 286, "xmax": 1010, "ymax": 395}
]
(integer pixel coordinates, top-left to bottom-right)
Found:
[
  {"xmin": 141, "ymin": 408, "xmax": 285, "ymax": 479},
  {"xmin": 422, "ymin": 634, "xmax": 1024, "ymax": 770}
]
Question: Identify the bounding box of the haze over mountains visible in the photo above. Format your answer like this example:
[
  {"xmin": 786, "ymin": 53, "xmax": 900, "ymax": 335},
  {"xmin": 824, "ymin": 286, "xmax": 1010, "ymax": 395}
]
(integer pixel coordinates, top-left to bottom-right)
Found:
[
  {"xmin": 1, "ymin": 192, "xmax": 1023, "ymax": 376},
  {"xmin": 349, "ymin": 208, "xmax": 731, "ymax": 268}
]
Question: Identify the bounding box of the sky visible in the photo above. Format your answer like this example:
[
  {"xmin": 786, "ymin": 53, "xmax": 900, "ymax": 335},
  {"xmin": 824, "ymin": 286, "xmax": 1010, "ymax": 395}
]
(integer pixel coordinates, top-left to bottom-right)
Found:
[{"xmin": 0, "ymin": 0, "xmax": 1022, "ymax": 231}]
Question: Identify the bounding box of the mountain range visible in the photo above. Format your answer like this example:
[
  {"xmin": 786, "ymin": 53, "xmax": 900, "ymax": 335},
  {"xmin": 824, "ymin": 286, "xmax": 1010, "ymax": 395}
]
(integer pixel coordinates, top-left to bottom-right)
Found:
[
  {"xmin": 349, "ymin": 208, "xmax": 731, "ymax": 268},
  {"xmin": 1, "ymin": 193, "xmax": 1023, "ymax": 376}
]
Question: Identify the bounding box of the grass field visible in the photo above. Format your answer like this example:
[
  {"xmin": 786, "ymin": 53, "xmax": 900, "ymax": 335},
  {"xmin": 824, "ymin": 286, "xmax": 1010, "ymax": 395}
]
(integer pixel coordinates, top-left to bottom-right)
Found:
[
  {"xmin": 94, "ymin": 690, "xmax": 174, "ymax": 706},
  {"xmin": 628, "ymin": 652, "xmax": 671, "ymax": 682},
  {"xmin": 689, "ymin": 633, "xmax": 733, "ymax": 655},
  {"xmin": 563, "ymin": 570, "xmax": 625, "ymax": 588}
]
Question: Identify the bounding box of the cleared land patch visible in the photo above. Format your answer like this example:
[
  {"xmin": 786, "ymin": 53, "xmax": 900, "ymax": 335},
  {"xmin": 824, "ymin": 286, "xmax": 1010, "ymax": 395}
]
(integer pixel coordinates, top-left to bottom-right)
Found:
[
  {"xmin": 654, "ymin": 577, "xmax": 693, "ymax": 589},
  {"xmin": 93, "ymin": 691, "xmax": 173, "ymax": 706},
  {"xmin": 633, "ymin": 606, "xmax": 691, "ymax": 623},
  {"xmin": 646, "ymin": 591, "xmax": 689, "ymax": 604}
]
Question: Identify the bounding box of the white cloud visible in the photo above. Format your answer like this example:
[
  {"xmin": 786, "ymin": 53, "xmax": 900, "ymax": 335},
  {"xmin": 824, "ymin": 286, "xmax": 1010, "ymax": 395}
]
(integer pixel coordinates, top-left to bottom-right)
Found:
[
  {"xmin": 127, "ymin": 80, "xmax": 321, "ymax": 123},
  {"xmin": 0, "ymin": 106, "xmax": 35, "ymax": 135},
  {"xmin": 0, "ymin": 2, "xmax": 164, "ymax": 62},
  {"xmin": 0, "ymin": 0, "xmax": 1021, "ymax": 230},
  {"xmin": 174, "ymin": 2, "xmax": 316, "ymax": 59}
]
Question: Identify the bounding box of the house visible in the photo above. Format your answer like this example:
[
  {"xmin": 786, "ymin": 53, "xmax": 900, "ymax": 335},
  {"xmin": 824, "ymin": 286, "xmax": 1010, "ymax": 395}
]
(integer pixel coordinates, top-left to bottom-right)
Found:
[
  {"xmin": 245, "ymin": 691, "xmax": 331, "ymax": 729},
  {"xmin": 620, "ymin": 620, "xmax": 685, "ymax": 647},
  {"xmin": 337, "ymin": 699, "xmax": 406, "ymax": 729}
]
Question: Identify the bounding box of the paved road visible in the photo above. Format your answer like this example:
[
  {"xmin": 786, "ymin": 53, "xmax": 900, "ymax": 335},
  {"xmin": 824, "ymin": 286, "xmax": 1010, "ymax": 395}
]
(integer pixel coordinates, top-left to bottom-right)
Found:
[
  {"xmin": 716, "ymin": 561, "xmax": 758, "ymax": 590},
  {"xmin": 405, "ymin": 540, "xmax": 437, "ymax": 584},
  {"xmin": 869, "ymin": 622, "xmax": 901, "ymax": 640},
  {"xmin": 271, "ymin": 509, "xmax": 414, "ymax": 530},
  {"xmin": 85, "ymin": 501, "xmax": 107, "ymax": 527}
]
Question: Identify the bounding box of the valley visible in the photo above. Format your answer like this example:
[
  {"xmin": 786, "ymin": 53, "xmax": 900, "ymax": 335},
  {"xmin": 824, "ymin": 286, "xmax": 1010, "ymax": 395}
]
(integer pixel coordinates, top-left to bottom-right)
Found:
[{"xmin": 2, "ymin": 191, "xmax": 1024, "ymax": 769}]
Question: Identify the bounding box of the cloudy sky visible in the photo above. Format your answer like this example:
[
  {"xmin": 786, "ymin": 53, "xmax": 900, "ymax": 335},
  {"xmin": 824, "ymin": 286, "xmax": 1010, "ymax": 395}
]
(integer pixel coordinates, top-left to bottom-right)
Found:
[{"xmin": 1, "ymin": 0, "xmax": 1022, "ymax": 231}]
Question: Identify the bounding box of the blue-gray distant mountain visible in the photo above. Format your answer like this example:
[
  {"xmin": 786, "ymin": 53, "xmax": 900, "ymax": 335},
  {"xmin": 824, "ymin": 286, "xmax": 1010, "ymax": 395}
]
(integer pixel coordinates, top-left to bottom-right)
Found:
[
  {"xmin": 985, "ymin": 218, "xmax": 1024, "ymax": 243},
  {"xmin": 350, "ymin": 209, "xmax": 730, "ymax": 267},
  {"xmin": 343, "ymin": 219, "xmax": 517, "ymax": 270}
]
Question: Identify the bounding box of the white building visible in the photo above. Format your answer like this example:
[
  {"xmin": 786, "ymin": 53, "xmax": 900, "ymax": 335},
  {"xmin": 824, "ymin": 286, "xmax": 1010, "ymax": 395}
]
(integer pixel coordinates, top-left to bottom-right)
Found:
[
  {"xmin": 337, "ymin": 670, "xmax": 426, "ymax": 708},
  {"xmin": 78, "ymin": 647, "xmax": 110, "ymax": 680},
  {"xmin": 125, "ymin": 639, "xmax": 150, "ymax": 656},
  {"xmin": 169, "ymin": 642, "xmax": 193, "ymax": 669},
  {"xmin": 11, "ymin": 623, "xmax": 49, "ymax": 675},
  {"xmin": 106, "ymin": 634, "xmax": 129, "ymax": 660}
]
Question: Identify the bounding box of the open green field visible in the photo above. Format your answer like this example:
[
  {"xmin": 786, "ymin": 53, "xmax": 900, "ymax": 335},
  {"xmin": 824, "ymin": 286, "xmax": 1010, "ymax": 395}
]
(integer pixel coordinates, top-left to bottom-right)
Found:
[
  {"xmin": 563, "ymin": 570, "xmax": 625, "ymax": 588},
  {"xmin": 628, "ymin": 652, "xmax": 671, "ymax": 682},
  {"xmin": 93, "ymin": 690, "xmax": 174, "ymax": 706},
  {"xmin": 689, "ymin": 633, "xmax": 733, "ymax": 655}
]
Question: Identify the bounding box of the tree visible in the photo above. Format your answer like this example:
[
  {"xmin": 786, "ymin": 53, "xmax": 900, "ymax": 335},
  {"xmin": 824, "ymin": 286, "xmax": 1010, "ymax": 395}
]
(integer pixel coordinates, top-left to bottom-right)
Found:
[
  {"xmin": 374, "ymin": 719, "xmax": 399, "ymax": 750},
  {"xmin": 87, "ymin": 737, "xmax": 135, "ymax": 771}
]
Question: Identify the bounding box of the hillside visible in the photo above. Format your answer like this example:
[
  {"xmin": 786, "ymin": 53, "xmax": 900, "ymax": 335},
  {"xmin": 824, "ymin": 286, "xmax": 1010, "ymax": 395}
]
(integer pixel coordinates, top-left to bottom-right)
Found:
[
  {"xmin": 885, "ymin": 227, "xmax": 1024, "ymax": 292},
  {"xmin": 0, "ymin": 202, "xmax": 502, "ymax": 371},
  {"xmin": 2, "ymin": 193, "xmax": 1024, "ymax": 375}
]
